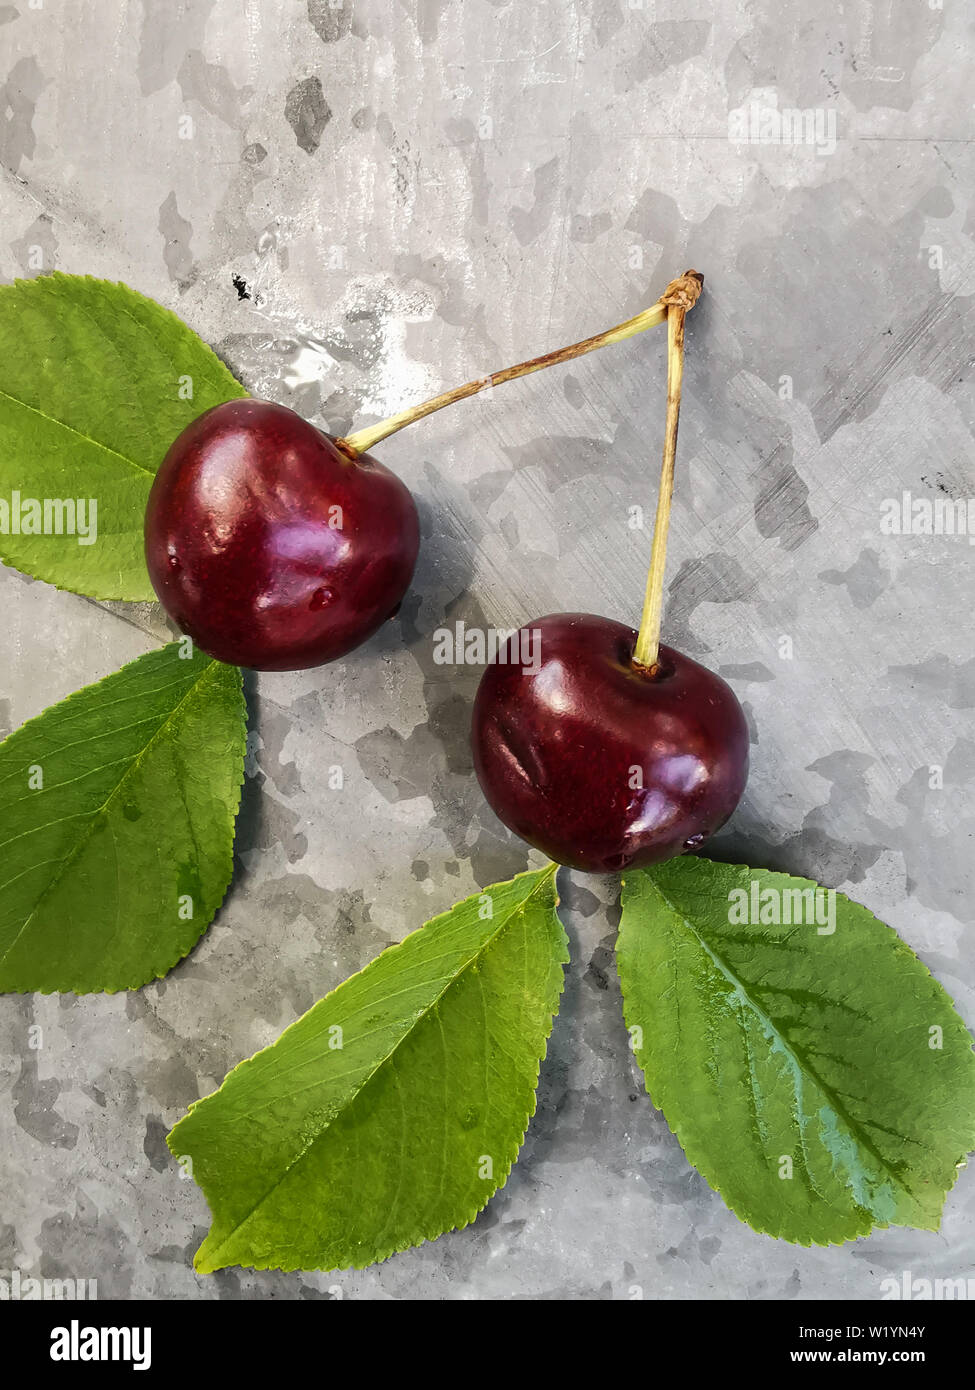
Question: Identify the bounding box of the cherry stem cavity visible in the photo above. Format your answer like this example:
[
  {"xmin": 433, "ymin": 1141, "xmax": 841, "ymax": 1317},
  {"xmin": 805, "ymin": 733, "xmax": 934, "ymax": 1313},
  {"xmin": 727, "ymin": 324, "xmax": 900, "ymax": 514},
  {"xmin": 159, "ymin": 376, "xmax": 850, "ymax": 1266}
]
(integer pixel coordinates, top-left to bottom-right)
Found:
[
  {"xmin": 632, "ymin": 271, "xmax": 703, "ymax": 674},
  {"xmin": 336, "ymin": 271, "xmax": 703, "ymax": 458}
]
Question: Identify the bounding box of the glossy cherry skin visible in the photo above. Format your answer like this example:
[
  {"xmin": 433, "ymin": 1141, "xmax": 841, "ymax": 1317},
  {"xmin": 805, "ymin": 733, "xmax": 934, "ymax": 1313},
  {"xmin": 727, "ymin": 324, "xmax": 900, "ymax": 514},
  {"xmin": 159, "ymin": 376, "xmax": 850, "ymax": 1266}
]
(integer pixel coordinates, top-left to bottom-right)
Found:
[
  {"xmin": 145, "ymin": 399, "xmax": 419, "ymax": 671},
  {"xmin": 471, "ymin": 613, "xmax": 749, "ymax": 873}
]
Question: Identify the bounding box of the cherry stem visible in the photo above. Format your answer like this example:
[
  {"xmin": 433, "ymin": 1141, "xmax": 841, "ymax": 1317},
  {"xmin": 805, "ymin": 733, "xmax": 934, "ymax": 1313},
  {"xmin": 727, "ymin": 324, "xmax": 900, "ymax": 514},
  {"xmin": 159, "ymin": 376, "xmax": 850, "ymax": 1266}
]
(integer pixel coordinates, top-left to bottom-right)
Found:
[
  {"xmin": 336, "ymin": 270, "xmax": 703, "ymax": 458},
  {"xmin": 632, "ymin": 273, "xmax": 702, "ymax": 674}
]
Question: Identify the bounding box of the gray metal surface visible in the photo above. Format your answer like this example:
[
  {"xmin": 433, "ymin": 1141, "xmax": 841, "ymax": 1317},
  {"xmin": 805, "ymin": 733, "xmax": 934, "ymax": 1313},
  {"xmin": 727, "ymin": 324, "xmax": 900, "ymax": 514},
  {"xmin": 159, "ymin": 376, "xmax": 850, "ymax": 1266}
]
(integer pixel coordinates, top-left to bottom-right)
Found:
[{"xmin": 1, "ymin": 1, "xmax": 973, "ymax": 1299}]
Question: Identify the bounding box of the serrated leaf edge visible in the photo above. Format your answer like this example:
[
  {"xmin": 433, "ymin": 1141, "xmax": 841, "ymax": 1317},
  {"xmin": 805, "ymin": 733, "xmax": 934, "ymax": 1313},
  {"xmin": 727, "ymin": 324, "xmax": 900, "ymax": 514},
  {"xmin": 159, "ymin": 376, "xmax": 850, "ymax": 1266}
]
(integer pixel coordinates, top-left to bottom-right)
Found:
[
  {"xmin": 0, "ymin": 646, "xmax": 247, "ymax": 996},
  {"xmin": 173, "ymin": 861, "xmax": 568, "ymax": 1274},
  {"xmin": 0, "ymin": 548, "xmax": 156, "ymax": 603},
  {"xmin": 0, "ymin": 271, "xmax": 248, "ymax": 601},
  {"xmin": 618, "ymin": 859, "xmax": 975, "ymax": 1248}
]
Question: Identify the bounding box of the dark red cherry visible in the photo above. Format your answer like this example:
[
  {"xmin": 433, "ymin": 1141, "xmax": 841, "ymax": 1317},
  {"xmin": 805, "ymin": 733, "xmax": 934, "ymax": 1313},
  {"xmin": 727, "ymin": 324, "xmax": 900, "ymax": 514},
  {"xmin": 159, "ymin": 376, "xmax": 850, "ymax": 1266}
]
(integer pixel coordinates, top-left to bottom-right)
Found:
[
  {"xmin": 471, "ymin": 613, "xmax": 748, "ymax": 873},
  {"xmin": 144, "ymin": 399, "xmax": 419, "ymax": 671}
]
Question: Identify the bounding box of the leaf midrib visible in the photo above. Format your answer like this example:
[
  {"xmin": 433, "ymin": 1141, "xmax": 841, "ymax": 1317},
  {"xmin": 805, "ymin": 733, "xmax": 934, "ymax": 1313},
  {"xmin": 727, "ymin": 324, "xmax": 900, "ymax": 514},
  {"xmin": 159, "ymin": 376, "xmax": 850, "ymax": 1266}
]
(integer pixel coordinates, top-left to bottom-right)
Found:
[
  {"xmin": 0, "ymin": 656, "xmax": 222, "ymax": 971},
  {"xmin": 0, "ymin": 384, "xmax": 156, "ymax": 478},
  {"xmin": 196, "ymin": 864, "xmax": 559, "ymax": 1269},
  {"xmin": 639, "ymin": 875, "xmax": 923, "ymax": 1211}
]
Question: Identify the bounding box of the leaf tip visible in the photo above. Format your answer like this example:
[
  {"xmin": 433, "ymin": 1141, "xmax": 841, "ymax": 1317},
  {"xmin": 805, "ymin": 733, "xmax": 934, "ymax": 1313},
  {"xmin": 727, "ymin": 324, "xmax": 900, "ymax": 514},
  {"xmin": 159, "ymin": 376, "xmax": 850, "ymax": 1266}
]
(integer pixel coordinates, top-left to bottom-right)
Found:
[{"xmin": 192, "ymin": 1249, "xmax": 219, "ymax": 1277}]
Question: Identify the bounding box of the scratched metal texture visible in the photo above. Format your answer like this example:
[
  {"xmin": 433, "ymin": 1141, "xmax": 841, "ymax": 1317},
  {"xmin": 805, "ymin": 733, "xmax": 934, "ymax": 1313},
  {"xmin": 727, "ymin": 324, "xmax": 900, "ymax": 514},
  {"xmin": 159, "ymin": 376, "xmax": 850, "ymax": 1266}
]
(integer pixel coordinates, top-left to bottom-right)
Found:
[{"xmin": 1, "ymin": 1, "xmax": 973, "ymax": 1299}]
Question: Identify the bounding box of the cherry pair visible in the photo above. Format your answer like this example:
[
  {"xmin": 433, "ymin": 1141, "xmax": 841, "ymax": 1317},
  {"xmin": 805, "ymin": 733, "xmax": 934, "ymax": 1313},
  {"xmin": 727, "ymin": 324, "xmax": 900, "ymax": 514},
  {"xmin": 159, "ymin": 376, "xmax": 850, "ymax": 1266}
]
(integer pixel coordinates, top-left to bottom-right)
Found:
[{"xmin": 145, "ymin": 272, "xmax": 748, "ymax": 873}]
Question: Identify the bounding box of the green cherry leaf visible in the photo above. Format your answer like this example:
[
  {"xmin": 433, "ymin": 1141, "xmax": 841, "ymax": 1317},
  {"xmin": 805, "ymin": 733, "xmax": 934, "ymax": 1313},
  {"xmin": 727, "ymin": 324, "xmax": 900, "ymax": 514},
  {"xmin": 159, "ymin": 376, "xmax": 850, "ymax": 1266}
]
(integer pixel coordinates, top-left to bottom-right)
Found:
[
  {"xmin": 0, "ymin": 642, "xmax": 245, "ymax": 993},
  {"xmin": 0, "ymin": 272, "xmax": 247, "ymax": 599},
  {"xmin": 169, "ymin": 863, "xmax": 568, "ymax": 1274},
  {"xmin": 617, "ymin": 855, "xmax": 975, "ymax": 1246}
]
